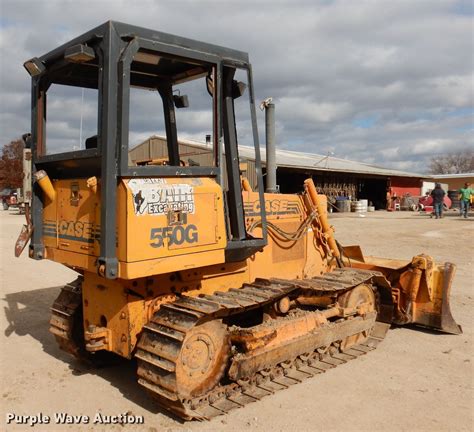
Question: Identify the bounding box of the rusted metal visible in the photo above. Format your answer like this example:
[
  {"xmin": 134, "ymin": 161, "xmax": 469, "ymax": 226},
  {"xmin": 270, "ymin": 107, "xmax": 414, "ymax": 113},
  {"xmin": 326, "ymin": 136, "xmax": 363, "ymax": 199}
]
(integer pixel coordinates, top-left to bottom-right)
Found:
[
  {"xmin": 14, "ymin": 223, "xmax": 33, "ymax": 258},
  {"xmin": 337, "ymin": 284, "xmax": 375, "ymax": 350},
  {"xmin": 348, "ymin": 252, "xmax": 462, "ymax": 334},
  {"xmin": 228, "ymin": 312, "xmax": 377, "ymax": 381},
  {"xmin": 274, "ymin": 296, "xmax": 290, "ymax": 314},
  {"xmin": 439, "ymin": 263, "xmax": 462, "ymax": 334},
  {"xmin": 84, "ymin": 325, "xmax": 112, "ymax": 351},
  {"xmin": 14, "ymin": 203, "xmax": 33, "ymax": 257},
  {"xmin": 135, "ymin": 269, "xmax": 391, "ymax": 420},
  {"xmin": 175, "ymin": 320, "xmax": 230, "ymax": 399},
  {"xmin": 413, "ymin": 262, "xmax": 462, "ymax": 335},
  {"xmin": 50, "ymin": 278, "xmax": 87, "ymax": 359}
]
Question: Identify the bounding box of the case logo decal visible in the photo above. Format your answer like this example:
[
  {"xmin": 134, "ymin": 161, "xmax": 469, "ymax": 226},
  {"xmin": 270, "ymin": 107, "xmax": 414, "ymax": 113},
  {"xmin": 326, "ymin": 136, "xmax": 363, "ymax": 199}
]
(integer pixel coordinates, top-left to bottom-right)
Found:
[
  {"xmin": 244, "ymin": 200, "xmax": 301, "ymax": 217},
  {"xmin": 42, "ymin": 220, "xmax": 100, "ymax": 244}
]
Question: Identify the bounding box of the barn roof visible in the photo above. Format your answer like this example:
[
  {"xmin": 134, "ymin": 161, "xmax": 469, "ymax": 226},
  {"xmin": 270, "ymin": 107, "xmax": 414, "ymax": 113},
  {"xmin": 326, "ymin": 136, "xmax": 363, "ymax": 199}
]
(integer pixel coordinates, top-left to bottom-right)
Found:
[{"xmin": 131, "ymin": 135, "xmax": 425, "ymax": 178}]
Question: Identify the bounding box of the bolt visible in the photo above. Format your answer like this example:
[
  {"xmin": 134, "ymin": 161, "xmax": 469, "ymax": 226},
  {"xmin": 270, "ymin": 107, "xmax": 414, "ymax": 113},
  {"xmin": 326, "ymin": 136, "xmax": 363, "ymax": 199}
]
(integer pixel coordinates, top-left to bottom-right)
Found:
[{"xmin": 120, "ymin": 312, "xmax": 126, "ymax": 319}]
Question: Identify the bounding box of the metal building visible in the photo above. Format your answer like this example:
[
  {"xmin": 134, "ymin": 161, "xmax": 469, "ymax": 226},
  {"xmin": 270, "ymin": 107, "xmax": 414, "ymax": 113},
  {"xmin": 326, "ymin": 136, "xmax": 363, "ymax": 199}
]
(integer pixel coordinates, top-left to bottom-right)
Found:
[
  {"xmin": 430, "ymin": 173, "xmax": 474, "ymax": 191},
  {"xmin": 129, "ymin": 136, "xmax": 425, "ymax": 210}
]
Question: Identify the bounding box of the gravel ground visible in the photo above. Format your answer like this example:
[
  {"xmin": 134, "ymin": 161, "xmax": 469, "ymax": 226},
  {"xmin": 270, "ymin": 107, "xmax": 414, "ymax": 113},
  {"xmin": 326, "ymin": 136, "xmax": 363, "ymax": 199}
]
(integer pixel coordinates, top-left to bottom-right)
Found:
[{"xmin": 1, "ymin": 209, "xmax": 472, "ymax": 432}]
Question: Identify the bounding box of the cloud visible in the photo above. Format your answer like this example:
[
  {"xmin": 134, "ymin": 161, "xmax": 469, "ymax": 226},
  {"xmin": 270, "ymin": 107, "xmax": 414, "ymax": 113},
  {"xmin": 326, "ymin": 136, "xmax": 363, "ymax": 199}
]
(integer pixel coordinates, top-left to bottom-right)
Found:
[
  {"xmin": 0, "ymin": 0, "xmax": 472, "ymax": 174},
  {"xmin": 278, "ymin": 98, "xmax": 352, "ymax": 124}
]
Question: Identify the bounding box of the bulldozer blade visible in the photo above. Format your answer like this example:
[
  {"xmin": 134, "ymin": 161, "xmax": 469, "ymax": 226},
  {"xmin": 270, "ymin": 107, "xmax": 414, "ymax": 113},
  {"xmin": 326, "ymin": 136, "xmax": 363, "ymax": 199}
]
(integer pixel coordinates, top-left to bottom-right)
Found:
[
  {"xmin": 342, "ymin": 246, "xmax": 462, "ymax": 335},
  {"xmin": 402, "ymin": 261, "xmax": 462, "ymax": 335},
  {"xmin": 415, "ymin": 262, "xmax": 462, "ymax": 335},
  {"xmin": 340, "ymin": 245, "xmax": 365, "ymax": 263}
]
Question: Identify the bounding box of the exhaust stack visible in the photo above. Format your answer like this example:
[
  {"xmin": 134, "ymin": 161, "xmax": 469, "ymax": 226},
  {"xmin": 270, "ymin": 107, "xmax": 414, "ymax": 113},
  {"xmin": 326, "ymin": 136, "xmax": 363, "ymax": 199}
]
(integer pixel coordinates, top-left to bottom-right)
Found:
[{"xmin": 261, "ymin": 98, "xmax": 278, "ymax": 193}]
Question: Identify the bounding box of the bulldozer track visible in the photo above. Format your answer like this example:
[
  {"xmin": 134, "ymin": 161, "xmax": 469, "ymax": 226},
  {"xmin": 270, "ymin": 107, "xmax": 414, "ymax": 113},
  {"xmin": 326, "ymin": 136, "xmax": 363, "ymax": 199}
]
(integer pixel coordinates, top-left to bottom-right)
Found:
[
  {"xmin": 136, "ymin": 268, "xmax": 391, "ymax": 420},
  {"xmin": 49, "ymin": 277, "xmax": 85, "ymax": 359}
]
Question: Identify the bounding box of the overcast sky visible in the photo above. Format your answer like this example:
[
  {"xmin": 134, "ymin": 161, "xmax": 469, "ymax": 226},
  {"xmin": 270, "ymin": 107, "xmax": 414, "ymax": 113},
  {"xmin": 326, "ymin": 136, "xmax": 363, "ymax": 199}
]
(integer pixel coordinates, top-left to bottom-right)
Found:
[{"xmin": 0, "ymin": 0, "xmax": 472, "ymax": 174}]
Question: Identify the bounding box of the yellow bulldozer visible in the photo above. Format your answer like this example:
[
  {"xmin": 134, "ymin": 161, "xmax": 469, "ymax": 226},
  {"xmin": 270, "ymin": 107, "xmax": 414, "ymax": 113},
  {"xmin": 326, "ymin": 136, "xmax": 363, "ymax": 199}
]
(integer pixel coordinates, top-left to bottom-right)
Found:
[{"xmin": 17, "ymin": 21, "xmax": 461, "ymax": 420}]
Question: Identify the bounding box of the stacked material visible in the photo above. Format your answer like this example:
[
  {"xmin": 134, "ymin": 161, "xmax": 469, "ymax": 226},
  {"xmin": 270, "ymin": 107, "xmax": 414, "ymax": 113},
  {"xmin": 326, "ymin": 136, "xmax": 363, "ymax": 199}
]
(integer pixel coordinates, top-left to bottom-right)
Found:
[{"xmin": 351, "ymin": 199, "xmax": 368, "ymax": 213}]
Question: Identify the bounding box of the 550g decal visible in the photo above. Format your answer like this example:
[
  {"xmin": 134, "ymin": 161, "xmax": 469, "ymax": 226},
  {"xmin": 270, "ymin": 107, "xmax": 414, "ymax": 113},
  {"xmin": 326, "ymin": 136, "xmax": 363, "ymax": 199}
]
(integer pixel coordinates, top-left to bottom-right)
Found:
[{"xmin": 150, "ymin": 225, "xmax": 199, "ymax": 248}]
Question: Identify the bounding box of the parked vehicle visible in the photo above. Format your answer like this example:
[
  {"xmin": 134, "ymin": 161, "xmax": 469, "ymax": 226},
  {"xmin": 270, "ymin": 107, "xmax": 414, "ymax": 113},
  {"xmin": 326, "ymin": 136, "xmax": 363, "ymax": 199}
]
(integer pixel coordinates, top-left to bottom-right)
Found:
[{"xmin": 1, "ymin": 189, "xmax": 18, "ymax": 210}]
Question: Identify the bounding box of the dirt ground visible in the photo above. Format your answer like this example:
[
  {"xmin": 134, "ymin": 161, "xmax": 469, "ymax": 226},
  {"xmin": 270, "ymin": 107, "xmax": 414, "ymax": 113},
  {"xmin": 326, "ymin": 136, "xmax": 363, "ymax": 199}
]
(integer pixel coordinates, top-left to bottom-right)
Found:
[{"xmin": 0, "ymin": 209, "xmax": 472, "ymax": 432}]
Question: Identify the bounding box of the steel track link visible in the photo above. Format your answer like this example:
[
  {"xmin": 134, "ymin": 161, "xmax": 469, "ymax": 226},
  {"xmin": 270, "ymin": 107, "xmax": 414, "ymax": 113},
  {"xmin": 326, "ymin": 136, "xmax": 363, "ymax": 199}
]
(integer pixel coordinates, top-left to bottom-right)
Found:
[
  {"xmin": 49, "ymin": 276, "xmax": 85, "ymax": 358},
  {"xmin": 136, "ymin": 268, "xmax": 391, "ymax": 420}
]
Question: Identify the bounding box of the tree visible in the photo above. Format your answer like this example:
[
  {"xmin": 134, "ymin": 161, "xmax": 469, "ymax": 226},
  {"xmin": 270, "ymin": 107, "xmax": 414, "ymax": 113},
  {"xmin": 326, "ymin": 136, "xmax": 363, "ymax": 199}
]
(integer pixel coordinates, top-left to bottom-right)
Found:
[
  {"xmin": 429, "ymin": 150, "xmax": 474, "ymax": 174},
  {"xmin": 0, "ymin": 138, "xmax": 24, "ymax": 189}
]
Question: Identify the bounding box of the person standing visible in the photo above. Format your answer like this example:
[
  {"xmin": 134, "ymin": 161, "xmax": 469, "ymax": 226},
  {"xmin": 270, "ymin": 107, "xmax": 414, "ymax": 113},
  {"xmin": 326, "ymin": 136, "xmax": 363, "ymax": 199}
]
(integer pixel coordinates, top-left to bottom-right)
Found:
[
  {"xmin": 458, "ymin": 182, "xmax": 473, "ymax": 218},
  {"xmin": 386, "ymin": 187, "xmax": 392, "ymax": 210},
  {"xmin": 431, "ymin": 183, "xmax": 446, "ymax": 219}
]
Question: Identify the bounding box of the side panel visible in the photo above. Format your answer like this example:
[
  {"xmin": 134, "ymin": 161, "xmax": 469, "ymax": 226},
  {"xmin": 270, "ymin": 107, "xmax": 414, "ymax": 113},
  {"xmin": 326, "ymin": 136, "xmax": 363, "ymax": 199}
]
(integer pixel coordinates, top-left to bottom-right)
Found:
[
  {"xmin": 121, "ymin": 178, "xmax": 226, "ymax": 262},
  {"xmin": 56, "ymin": 180, "xmax": 101, "ymax": 255},
  {"xmin": 242, "ymin": 191, "xmax": 328, "ymax": 281},
  {"xmin": 43, "ymin": 179, "xmax": 100, "ymax": 255},
  {"xmin": 42, "ymin": 177, "xmax": 227, "ymax": 279}
]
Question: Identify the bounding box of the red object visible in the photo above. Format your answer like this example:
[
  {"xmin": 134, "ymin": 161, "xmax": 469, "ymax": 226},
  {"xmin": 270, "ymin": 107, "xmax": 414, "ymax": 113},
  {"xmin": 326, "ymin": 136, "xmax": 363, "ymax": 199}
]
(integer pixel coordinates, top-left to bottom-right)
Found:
[{"xmin": 419, "ymin": 196, "xmax": 452, "ymax": 209}]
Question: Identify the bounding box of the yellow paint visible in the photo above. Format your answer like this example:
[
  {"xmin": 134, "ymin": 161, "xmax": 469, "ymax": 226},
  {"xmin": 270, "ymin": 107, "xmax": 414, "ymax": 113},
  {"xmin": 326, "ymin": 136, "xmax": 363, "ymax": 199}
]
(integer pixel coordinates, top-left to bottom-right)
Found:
[
  {"xmin": 42, "ymin": 177, "xmax": 228, "ymax": 277},
  {"xmin": 36, "ymin": 171, "xmax": 56, "ymax": 202},
  {"xmin": 41, "ymin": 175, "xmax": 346, "ymax": 358},
  {"xmin": 41, "ymin": 177, "xmax": 326, "ymax": 282},
  {"xmin": 120, "ymin": 178, "xmax": 226, "ymax": 262}
]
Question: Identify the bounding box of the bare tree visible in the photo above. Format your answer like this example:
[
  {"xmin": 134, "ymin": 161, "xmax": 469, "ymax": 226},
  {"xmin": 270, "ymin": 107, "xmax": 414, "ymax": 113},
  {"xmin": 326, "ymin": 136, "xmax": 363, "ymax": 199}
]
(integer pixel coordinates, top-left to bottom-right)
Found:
[
  {"xmin": 0, "ymin": 138, "xmax": 24, "ymax": 189},
  {"xmin": 429, "ymin": 150, "xmax": 474, "ymax": 174}
]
